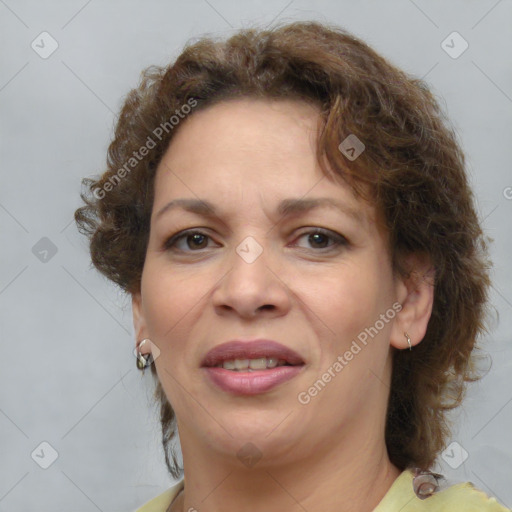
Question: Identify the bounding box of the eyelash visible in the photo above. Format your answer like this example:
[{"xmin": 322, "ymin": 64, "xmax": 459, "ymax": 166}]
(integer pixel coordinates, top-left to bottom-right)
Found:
[{"xmin": 163, "ymin": 228, "xmax": 348, "ymax": 253}]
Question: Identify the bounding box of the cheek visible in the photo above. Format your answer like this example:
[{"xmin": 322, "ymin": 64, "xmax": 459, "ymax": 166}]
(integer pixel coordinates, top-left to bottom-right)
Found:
[
  {"xmin": 300, "ymin": 263, "xmax": 382, "ymax": 330},
  {"xmin": 299, "ymin": 258, "xmax": 394, "ymax": 363},
  {"xmin": 141, "ymin": 267, "xmax": 207, "ymax": 405},
  {"xmin": 141, "ymin": 265, "xmax": 205, "ymax": 348}
]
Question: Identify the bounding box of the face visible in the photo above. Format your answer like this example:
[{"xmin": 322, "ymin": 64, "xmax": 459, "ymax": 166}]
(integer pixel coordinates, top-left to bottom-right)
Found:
[{"xmin": 133, "ymin": 98, "xmax": 412, "ymax": 466}]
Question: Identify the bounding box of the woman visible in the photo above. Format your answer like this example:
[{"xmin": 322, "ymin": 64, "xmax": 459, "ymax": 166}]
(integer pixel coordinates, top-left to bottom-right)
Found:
[{"xmin": 75, "ymin": 21, "xmax": 509, "ymax": 512}]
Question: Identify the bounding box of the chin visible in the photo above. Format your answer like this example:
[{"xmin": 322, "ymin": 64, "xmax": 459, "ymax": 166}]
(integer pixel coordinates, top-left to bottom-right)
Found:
[{"xmin": 212, "ymin": 415, "xmax": 300, "ymax": 451}]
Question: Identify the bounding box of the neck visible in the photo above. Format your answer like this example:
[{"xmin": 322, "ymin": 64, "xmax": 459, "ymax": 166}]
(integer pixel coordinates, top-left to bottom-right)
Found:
[{"xmin": 174, "ymin": 427, "xmax": 401, "ymax": 512}]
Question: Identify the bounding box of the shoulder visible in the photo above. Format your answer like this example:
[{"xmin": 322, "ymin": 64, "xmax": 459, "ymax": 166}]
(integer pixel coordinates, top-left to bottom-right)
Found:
[
  {"xmin": 374, "ymin": 469, "xmax": 510, "ymax": 512},
  {"xmin": 428, "ymin": 482, "xmax": 510, "ymax": 511},
  {"xmin": 135, "ymin": 480, "xmax": 184, "ymax": 512}
]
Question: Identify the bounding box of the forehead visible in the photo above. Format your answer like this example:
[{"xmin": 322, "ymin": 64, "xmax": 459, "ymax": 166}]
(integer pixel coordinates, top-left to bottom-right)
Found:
[
  {"xmin": 153, "ymin": 97, "xmax": 380, "ymax": 229},
  {"xmin": 157, "ymin": 97, "xmax": 321, "ymax": 173}
]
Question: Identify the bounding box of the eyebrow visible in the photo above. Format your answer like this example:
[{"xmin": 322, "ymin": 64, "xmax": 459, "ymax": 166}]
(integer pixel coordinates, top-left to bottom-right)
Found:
[{"xmin": 155, "ymin": 197, "xmax": 365, "ymax": 224}]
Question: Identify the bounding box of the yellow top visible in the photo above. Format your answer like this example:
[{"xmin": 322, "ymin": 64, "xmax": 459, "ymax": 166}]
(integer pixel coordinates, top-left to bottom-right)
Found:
[{"xmin": 135, "ymin": 468, "xmax": 510, "ymax": 512}]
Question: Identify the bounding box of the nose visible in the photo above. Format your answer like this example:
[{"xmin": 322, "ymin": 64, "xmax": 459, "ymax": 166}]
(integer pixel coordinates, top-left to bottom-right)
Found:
[{"xmin": 211, "ymin": 240, "xmax": 291, "ymax": 319}]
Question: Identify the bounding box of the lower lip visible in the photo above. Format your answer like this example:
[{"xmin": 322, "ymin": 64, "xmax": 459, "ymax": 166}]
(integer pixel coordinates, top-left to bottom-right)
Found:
[{"xmin": 202, "ymin": 366, "xmax": 304, "ymax": 395}]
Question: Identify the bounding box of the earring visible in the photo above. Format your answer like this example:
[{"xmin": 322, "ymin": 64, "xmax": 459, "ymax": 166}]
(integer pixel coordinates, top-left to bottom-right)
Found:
[
  {"xmin": 135, "ymin": 338, "xmax": 152, "ymax": 370},
  {"xmin": 411, "ymin": 468, "xmax": 442, "ymax": 499},
  {"xmin": 404, "ymin": 332, "xmax": 412, "ymax": 351}
]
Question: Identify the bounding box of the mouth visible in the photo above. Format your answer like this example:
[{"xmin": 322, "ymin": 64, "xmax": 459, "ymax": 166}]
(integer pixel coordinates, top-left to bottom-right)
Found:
[
  {"xmin": 201, "ymin": 339, "xmax": 305, "ymax": 369},
  {"xmin": 212, "ymin": 357, "xmax": 295, "ymax": 371},
  {"xmin": 201, "ymin": 339, "xmax": 305, "ymax": 395}
]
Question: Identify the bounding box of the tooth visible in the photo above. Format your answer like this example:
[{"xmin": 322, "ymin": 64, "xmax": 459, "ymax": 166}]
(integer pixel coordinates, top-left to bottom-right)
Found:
[
  {"xmin": 249, "ymin": 358, "xmax": 267, "ymax": 370},
  {"xmin": 219, "ymin": 357, "xmax": 289, "ymax": 371},
  {"xmin": 266, "ymin": 357, "xmax": 279, "ymax": 368},
  {"xmin": 234, "ymin": 359, "xmax": 250, "ymax": 370}
]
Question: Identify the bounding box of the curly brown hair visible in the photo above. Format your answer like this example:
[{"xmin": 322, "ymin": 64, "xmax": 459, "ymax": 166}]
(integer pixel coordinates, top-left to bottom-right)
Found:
[{"xmin": 75, "ymin": 20, "xmax": 492, "ymax": 479}]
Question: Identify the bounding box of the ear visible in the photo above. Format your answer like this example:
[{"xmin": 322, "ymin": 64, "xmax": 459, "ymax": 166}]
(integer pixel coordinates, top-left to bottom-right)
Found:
[
  {"xmin": 390, "ymin": 252, "xmax": 435, "ymax": 350},
  {"xmin": 132, "ymin": 292, "xmax": 150, "ymax": 355}
]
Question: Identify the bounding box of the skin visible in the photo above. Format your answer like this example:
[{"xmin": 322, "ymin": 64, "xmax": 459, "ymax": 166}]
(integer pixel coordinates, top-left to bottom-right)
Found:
[{"xmin": 132, "ymin": 98, "xmax": 434, "ymax": 512}]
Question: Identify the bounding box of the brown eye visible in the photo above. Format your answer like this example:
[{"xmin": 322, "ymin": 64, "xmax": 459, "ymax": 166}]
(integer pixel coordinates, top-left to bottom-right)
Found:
[
  {"xmin": 308, "ymin": 232, "xmax": 330, "ymax": 248},
  {"xmin": 186, "ymin": 233, "xmax": 208, "ymax": 249},
  {"xmin": 293, "ymin": 228, "xmax": 348, "ymax": 251},
  {"xmin": 164, "ymin": 230, "xmax": 214, "ymax": 252}
]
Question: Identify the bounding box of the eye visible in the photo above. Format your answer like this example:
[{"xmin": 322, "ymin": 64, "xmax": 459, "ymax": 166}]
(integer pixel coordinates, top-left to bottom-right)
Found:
[
  {"xmin": 163, "ymin": 227, "xmax": 348, "ymax": 253},
  {"xmin": 292, "ymin": 228, "xmax": 348, "ymax": 251},
  {"xmin": 164, "ymin": 230, "xmax": 216, "ymax": 252}
]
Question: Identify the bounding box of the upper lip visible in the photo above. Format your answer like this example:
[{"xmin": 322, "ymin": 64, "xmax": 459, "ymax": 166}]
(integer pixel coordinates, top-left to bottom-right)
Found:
[{"xmin": 201, "ymin": 339, "xmax": 305, "ymax": 367}]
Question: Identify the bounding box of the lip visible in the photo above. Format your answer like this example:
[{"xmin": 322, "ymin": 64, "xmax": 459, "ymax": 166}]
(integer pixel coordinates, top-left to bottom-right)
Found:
[
  {"xmin": 203, "ymin": 366, "xmax": 304, "ymax": 395},
  {"xmin": 201, "ymin": 339, "xmax": 305, "ymax": 396},
  {"xmin": 201, "ymin": 339, "xmax": 305, "ymax": 367}
]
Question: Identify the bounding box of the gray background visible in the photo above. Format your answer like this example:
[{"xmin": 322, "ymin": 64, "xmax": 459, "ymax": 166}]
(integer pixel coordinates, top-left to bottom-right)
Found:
[{"xmin": 1, "ymin": 0, "xmax": 511, "ymax": 510}]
